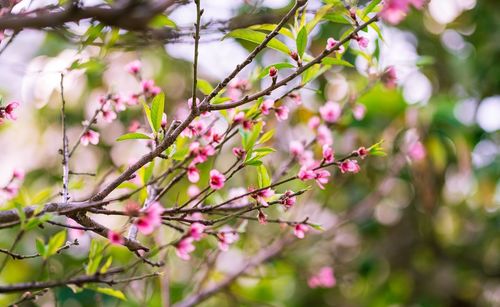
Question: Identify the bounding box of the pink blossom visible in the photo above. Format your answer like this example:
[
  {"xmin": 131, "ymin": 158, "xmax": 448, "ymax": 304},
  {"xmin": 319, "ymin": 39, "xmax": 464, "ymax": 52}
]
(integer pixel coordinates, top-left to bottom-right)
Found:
[
  {"xmin": 380, "ymin": 0, "xmax": 424, "ymax": 25},
  {"xmin": 408, "ymin": 141, "xmax": 426, "ymax": 161},
  {"xmin": 2, "ymin": 184, "xmax": 19, "ymax": 200},
  {"xmin": 308, "ymin": 267, "xmax": 336, "ymax": 288},
  {"xmin": 269, "ymin": 66, "xmax": 278, "ymax": 78},
  {"xmin": 382, "ymin": 66, "xmax": 397, "ymax": 89},
  {"xmin": 141, "ymin": 79, "xmax": 161, "ymax": 97},
  {"xmin": 308, "ymin": 116, "xmax": 321, "ymax": 130},
  {"xmin": 217, "ymin": 226, "xmax": 239, "ymax": 251},
  {"xmin": 233, "ymin": 111, "xmax": 245, "ymax": 124},
  {"xmin": 209, "ymin": 169, "xmax": 226, "ymax": 190},
  {"xmin": 187, "ymin": 185, "xmax": 200, "ymax": 197},
  {"xmin": 189, "ymin": 222, "xmax": 205, "ymax": 241},
  {"xmin": 260, "ymin": 99, "xmax": 274, "ymax": 115},
  {"xmin": 107, "ymin": 231, "xmax": 124, "ymax": 245},
  {"xmin": 1, "ymin": 101, "xmax": 20, "ymax": 122},
  {"xmin": 317, "ymin": 125, "xmax": 333, "ymax": 146},
  {"xmin": 352, "ymin": 103, "xmax": 366, "ymax": 120},
  {"xmin": 322, "ymin": 145, "xmax": 335, "ymax": 163},
  {"xmin": 4, "ymin": 102, "xmax": 19, "ymax": 120},
  {"xmin": 257, "ymin": 210, "xmax": 267, "ymax": 224},
  {"xmin": 176, "ymin": 237, "xmax": 195, "ymax": 260},
  {"xmin": 135, "ymin": 202, "xmax": 164, "ymax": 235},
  {"xmin": 128, "ymin": 120, "xmax": 141, "ymax": 132},
  {"xmin": 288, "ymin": 92, "xmax": 302, "ymax": 105},
  {"xmin": 298, "ymin": 167, "xmax": 316, "ymax": 181},
  {"xmin": 319, "ymin": 101, "xmax": 342, "ymax": 123},
  {"xmin": 274, "ymin": 106, "xmax": 289, "ymax": 121},
  {"xmin": 161, "ymin": 113, "xmax": 168, "ymax": 129},
  {"xmin": 326, "ymin": 38, "xmax": 345, "ymax": 53},
  {"xmin": 281, "ymin": 190, "xmax": 296, "ymax": 209},
  {"xmin": 101, "ymin": 109, "xmax": 117, "ymax": 123},
  {"xmin": 80, "ymin": 130, "xmax": 100, "ymax": 146},
  {"xmin": 126, "ymin": 60, "xmax": 141, "ymax": 75},
  {"xmin": 250, "ymin": 188, "xmax": 275, "ymax": 207},
  {"xmin": 356, "ymin": 147, "xmax": 368, "ymax": 159},
  {"xmin": 232, "ymin": 147, "xmax": 246, "ymax": 159},
  {"xmin": 112, "ymin": 95, "xmax": 127, "ymax": 112},
  {"xmin": 357, "ymin": 36, "xmax": 369, "ymax": 48},
  {"xmin": 190, "ymin": 142, "xmax": 215, "ymax": 164},
  {"xmin": 294, "ymin": 224, "xmax": 309, "ymax": 239},
  {"xmin": 289, "ymin": 141, "xmax": 305, "ymax": 157},
  {"xmin": 339, "ymin": 160, "xmax": 360, "ymax": 174},
  {"xmin": 126, "ymin": 94, "xmax": 140, "ymax": 106},
  {"xmin": 314, "ymin": 169, "xmax": 331, "ymax": 189},
  {"xmin": 12, "ymin": 169, "xmax": 25, "ymax": 180},
  {"xmin": 187, "ymin": 163, "xmax": 200, "ymax": 183}
]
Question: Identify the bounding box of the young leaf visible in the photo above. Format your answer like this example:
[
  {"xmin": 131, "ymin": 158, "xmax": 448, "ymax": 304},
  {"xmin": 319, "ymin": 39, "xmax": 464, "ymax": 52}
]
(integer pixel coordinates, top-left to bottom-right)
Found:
[
  {"xmin": 148, "ymin": 15, "xmax": 177, "ymax": 29},
  {"xmin": 306, "ymin": 4, "xmax": 333, "ymax": 33},
  {"xmin": 296, "ymin": 26, "xmax": 308, "ymax": 58},
  {"xmin": 257, "ymin": 129, "xmax": 274, "ymax": 144},
  {"xmin": 322, "ymin": 57, "xmax": 354, "ymax": 67},
  {"xmin": 36, "ymin": 238, "xmax": 46, "ymax": 259},
  {"xmin": 99, "ymin": 256, "xmax": 113, "ymax": 274},
  {"xmin": 257, "ymin": 165, "xmax": 271, "ymax": 188},
  {"xmin": 116, "ymin": 132, "xmax": 151, "ymax": 141},
  {"xmin": 197, "ymin": 79, "xmax": 214, "ymax": 95},
  {"xmin": 150, "ymin": 92, "xmax": 165, "ymax": 133},
  {"xmin": 86, "ymin": 286, "xmax": 126, "ymax": 301},
  {"xmin": 46, "ymin": 230, "xmax": 66, "ymax": 258},
  {"xmin": 361, "ymin": 0, "xmax": 382, "ymax": 18},
  {"xmin": 248, "ymin": 24, "xmax": 294, "ymax": 39},
  {"xmin": 143, "ymin": 103, "xmax": 154, "ymax": 133},
  {"xmin": 224, "ymin": 29, "xmax": 290, "ymax": 55}
]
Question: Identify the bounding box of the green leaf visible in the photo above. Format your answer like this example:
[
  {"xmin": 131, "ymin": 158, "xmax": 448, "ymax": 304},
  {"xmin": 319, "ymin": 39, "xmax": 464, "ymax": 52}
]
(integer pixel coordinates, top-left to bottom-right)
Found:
[
  {"xmin": 224, "ymin": 29, "xmax": 290, "ymax": 55},
  {"xmin": 322, "ymin": 57, "xmax": 354, "ymax": 67},
  {"xmin": 148, "ymin": 15, "xmax": 176, "ymax": 29},
  {"xmin": 296, "ymin": 27, "xmax": 308, "ymax": 58},
  {"xmin": 150, "ymin": 93, "xmax": 165, "ymax": 133},
  {"xmin": 257, "ymin": 130, "xmax": 274, "ymax": 144},
  {"xmin": 197, "ymin": 79, "xmax": 214, "ymax": 95},
  {"xmin": 244, "ymin": 121, "xmax": 263, "ymax": 152},
  {"xmin": 302, "ymin": 64, "xmax": 321, "ymax": 84},
  {"xmin": 248, "ymin": 24, "xmax": 294, "ymax": 39},
  {"xmin": 46, "ymin": 230, "xmax": 66, "ymax": 258},
  {"xmin": 142, "ymin": 162, "xmax": 155, "ymax": 184},
  {"xmin": 86, "ymin": 240, "xmax": 104, "ymax": 275},
  {"xmin": 99, "ymin": 256, "xmax": 113, "ymax": 274},
  {"xmin": 86, "ymin": 286, "xmax": 126, "ymax": 301},
  {"xmin": 361, "ymin": 0, "xmax": 382, "ymax": 18},
  {"xmin": 258, "ymin": 63, "xmax": 296, "ymax": 79},
  {"xmin": 36, "ymin": 238, "xmax": 46, "ymax": 258},
  {"xmin": 306, "ymin": 4, "xmax": 332, "ymax": 33},
  {"xmin": 309, "ymin": 223, "xmax": 324, "ymax": 231},
  {"xmin": 143, "ymin": 103, "xmax": 154, "ymax": 133},
  {"xmin": 257, "ymin": 165, "xmax": 271, "ymax": 188},
  {"xmin": 323, "ymin": 12, "xmax": 351, "ymax": 24},
  {"xmin": 116, "ymin": 132, "xmax": 151, "ymax": 141}
]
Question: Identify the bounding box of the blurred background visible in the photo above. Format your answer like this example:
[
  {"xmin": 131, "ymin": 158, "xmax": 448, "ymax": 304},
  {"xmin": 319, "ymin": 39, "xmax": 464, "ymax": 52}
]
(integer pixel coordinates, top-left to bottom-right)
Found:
[{"xmin": 0, "ymin": 0, "xmax": 499, "ymax": 306}]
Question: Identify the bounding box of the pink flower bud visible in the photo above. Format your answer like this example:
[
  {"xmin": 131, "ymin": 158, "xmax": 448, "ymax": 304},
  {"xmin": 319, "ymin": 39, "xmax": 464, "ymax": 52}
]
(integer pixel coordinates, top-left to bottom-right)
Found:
[
  {"xmin": 269, "ymin": 66, "xmax": 278, "ymax": 78},
  {"xmin": 189, "ymin": 222, "xmax": 205, "ymax": 241},
  {"xmin": 322, "ymin": 145, "xmax": 335, "ymax": 163},
  {"xmin": 126, "ymin": 60, "xmax": 141, "ymax": 75},
  {"xmin": 135, "ymin": 202, "xmax": 164, "ymax": 235},
  {"xmin": 294, "ymin": 224, "xmax": 309, "ymax": 239}
]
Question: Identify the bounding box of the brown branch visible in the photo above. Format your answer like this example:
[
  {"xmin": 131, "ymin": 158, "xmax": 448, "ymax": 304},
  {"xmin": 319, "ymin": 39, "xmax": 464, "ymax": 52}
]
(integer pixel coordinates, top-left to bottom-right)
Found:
[{"xmin": 0, "ymin": 0, "xmax": 177, "ymax": 32}]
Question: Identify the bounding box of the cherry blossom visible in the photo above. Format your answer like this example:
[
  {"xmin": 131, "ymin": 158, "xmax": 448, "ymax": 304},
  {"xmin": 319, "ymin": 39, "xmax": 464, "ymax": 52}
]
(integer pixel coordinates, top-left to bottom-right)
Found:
[
  {"xmin": 322, "ymin": 145, "xmax": 335, "ymax": 163},
  {"xmin": 339, "ymin": 160, "xmax": 361, "ymax": 174},
  {"xmin": 294, "ymin": 224, "xmax": 309, "ymax": 239},
  {"xmin": 319, "ymin": 101, "xmax": 342, "ymax": 123},
  {"xmin": 187, "ymin": 163, "xmax": 200, "ymax": 183},
  {"xmin": 135, "ymin": 202, "xmax": 164, "ymax": 235},
  {"xmin": 308, "ymin": 267, "xmax": 336, "ymax": 288},
  {"xmin": 80, "ymin": 130, "xmax": 100, "ymax": 146},
  {"xmin": 176, "ymin": 237, "xmax": 195, "ymax": 260},
  {"xmin": 108, "ymin": 231, "xmax": 124, "ymax": 245},
  {"xmin": 209, "ymin": 169, "xmax": 226, "ymax": 190},
  {"xmin": 274, "ymin": 105, "xmax": 289, "ymax": 121},
  {"xmin": 189, "ymin": 222, "xmax": 205, "ymax": 241}
]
